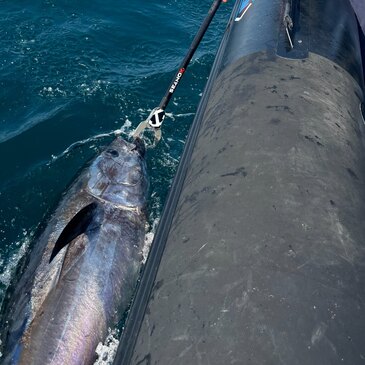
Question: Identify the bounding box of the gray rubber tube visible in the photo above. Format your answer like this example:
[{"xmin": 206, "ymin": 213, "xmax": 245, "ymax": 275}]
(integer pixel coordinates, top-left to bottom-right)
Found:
[{"xmin": 114, "ymin": 0, "xmax": 365, "ymax": 364}]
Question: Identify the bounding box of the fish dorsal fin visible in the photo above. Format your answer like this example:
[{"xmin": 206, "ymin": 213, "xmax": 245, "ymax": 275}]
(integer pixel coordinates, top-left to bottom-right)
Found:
[{"xmin": 49, "ymin": 202, "xmax": 98, "ymax": 263}]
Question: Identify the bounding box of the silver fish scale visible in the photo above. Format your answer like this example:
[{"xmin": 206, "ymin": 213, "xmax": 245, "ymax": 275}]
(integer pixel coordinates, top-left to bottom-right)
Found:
[{"xmin": 0, "ymin": 137, "xmax": 148, "ymax": 365}]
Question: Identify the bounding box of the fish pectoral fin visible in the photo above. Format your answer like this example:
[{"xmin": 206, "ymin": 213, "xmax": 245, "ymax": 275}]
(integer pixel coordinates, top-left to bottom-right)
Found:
[
  {"xmin": 49, "ymin": 202, "xmax": 98, "ymax": 263},
  {"xmin": 59, "ymin": 233, "xmax": 89, "ymax": 280}
]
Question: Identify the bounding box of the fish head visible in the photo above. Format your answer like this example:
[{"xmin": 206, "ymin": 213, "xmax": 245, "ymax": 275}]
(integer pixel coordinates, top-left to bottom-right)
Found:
[{"xmin": 87, "ymin": 137, "xmax": 148, "ymax": 209}]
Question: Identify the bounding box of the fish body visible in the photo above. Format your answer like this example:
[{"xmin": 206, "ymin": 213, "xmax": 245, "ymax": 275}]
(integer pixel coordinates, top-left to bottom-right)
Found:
[{"xmin": 0, "ymin": 137, "xmax": 148, "ymax": 365}]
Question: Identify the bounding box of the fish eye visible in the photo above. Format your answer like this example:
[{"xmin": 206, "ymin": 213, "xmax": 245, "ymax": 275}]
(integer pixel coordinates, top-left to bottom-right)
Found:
[{"xmin": 106, "ymin": 149, "xmax": 119, "ymax": 157}]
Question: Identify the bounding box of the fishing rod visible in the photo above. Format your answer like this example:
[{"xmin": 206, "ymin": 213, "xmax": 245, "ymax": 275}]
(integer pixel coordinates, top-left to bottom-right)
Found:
[{"xmin": 133, "ymin": 0, "xmax": 228, "ymax": 144}]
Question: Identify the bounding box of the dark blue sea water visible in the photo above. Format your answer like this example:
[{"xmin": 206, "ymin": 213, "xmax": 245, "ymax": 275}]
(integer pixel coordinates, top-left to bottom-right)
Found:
[{"xmin": 0, "ymin": 0, "xmax": 232, "ymax": 360}]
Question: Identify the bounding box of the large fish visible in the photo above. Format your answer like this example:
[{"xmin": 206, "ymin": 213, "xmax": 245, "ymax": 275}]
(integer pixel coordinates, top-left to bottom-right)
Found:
[{"xmin": 0, "ymin": 137, "xmax": 148, "ymax": 364}]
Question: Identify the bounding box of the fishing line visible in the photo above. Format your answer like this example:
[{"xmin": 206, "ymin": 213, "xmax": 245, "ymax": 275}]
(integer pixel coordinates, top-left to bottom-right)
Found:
[
  {"xmin": 132, "ymin": 0, "xmax": 228, "ymax": 145},
  {"xmin": 49, "ymin": 129, "xmax": 127, "ymax": 164}
]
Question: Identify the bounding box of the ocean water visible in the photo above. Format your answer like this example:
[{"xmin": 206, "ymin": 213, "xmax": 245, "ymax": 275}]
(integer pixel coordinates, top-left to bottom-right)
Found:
[{"xmin": 0, "ymin": 0, "xmax": 232, "ymax": 361}]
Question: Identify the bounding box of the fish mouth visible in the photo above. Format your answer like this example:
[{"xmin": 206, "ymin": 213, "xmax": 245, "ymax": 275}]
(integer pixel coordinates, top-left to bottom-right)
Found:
[{"xmin": 131, "ymin": 137, "xmax": 146, "ymax": 157}]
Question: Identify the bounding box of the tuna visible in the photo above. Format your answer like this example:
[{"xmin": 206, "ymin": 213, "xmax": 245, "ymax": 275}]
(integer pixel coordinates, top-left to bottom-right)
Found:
[{"xmin": 0, "ymin": 137, "xmax": 148, "ymax": 365}]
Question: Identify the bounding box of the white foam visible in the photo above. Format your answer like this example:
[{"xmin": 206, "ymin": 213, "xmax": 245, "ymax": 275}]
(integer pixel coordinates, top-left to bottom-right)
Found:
[
  {"xmin": 49, "ymin": 119, "xmax": 133, "ymax": 164},
  {"xmin": 39, "ymin": 86, "xmax": 67, "ymax": 97},
  {"xmin": 0, "ymin": 233, "xmax": 31, "ymax": 289},
  {"xmin": 142, "ymin": 218, "xmax": 160, "ymax": 264},
  {"xmin": 94, "ymin": 328, "xmax": 120, "ymax": 365},
  {"xmin": 116, "ymin": 118, "xmax": 132, "ymax": 136},
  {"xmin": 164, "ymin": 112, "xmax": 195, "ymax": 121},
  {"xmin": 38, "ymin": 79, "xmax": 112, "ymax": 99},
  {"xmin": 79, "ymin": 80, "xmax": 111, "ymax": 97}
]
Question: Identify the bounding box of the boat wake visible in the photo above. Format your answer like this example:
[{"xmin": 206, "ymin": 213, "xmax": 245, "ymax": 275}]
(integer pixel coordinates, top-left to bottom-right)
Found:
[{"xmin": 49, "ymin": 119, "xmax": 133, "ymax": 164}]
